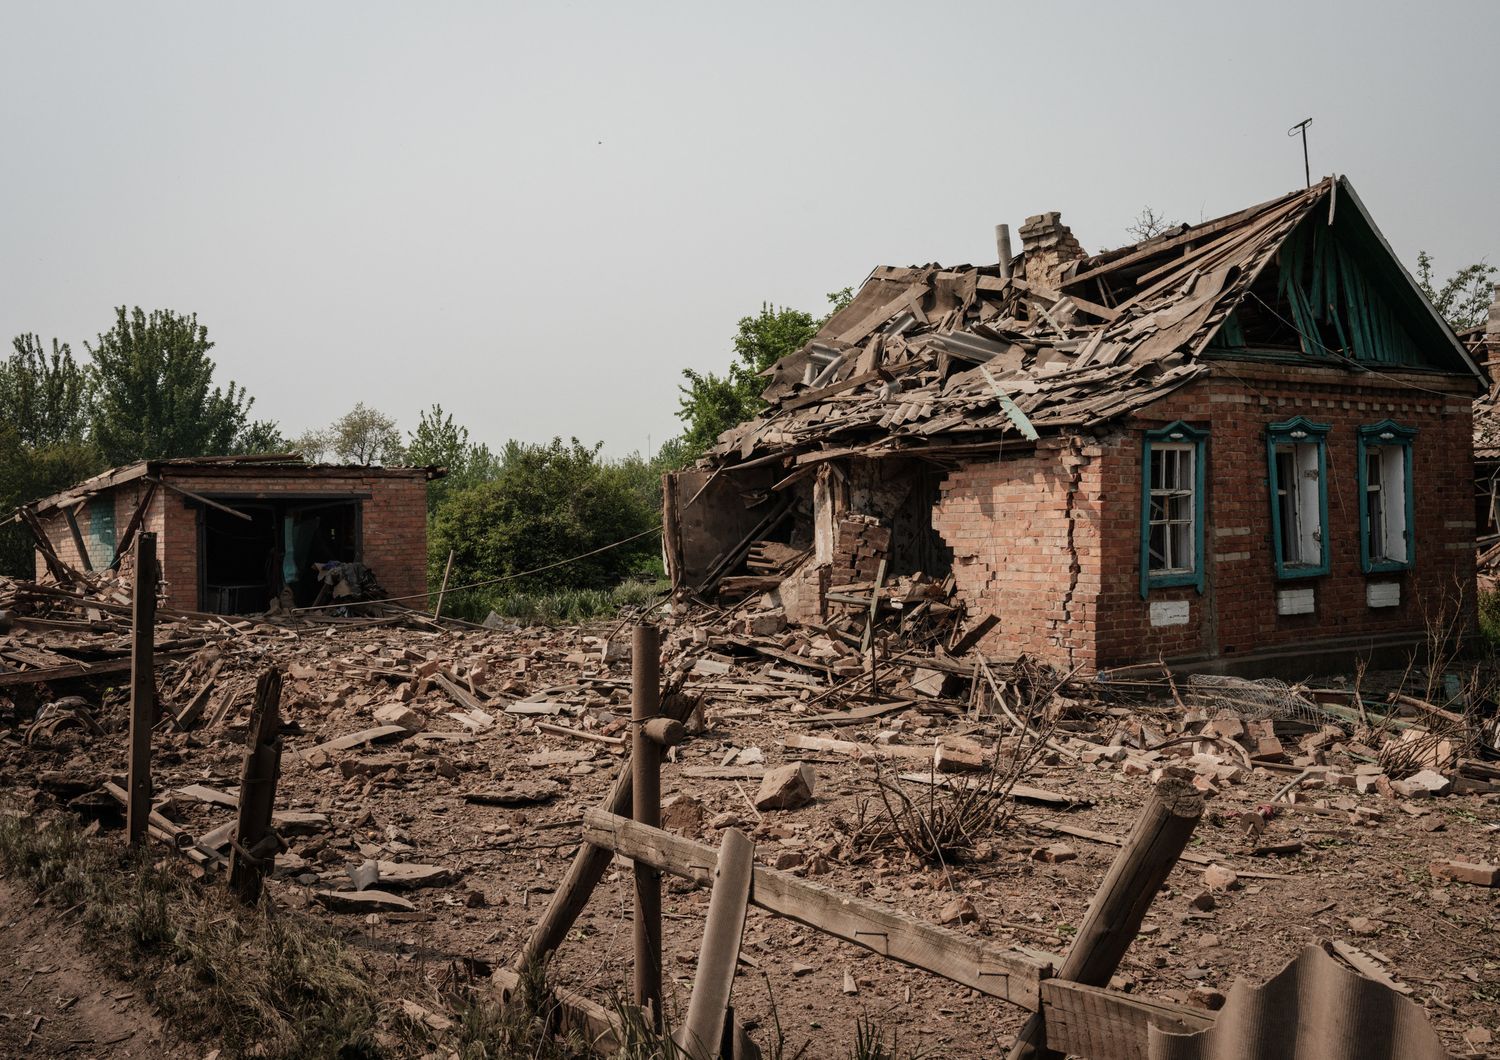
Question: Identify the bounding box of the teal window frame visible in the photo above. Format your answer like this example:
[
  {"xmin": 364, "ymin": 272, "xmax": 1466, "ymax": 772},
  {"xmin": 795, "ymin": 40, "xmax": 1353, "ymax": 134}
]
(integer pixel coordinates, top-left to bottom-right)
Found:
[
  {"xmin": 1266, "ymin": 417, "xmax": 1331, "ymax": 580},
  {"xmin": 84, "ymin": 495, "xmax": 116, "ymax": 570},
  {"xmin": 1140, "ymin": 421, "xmax": 1208, "ymax": 598},
  {"xmin": 1357, "ymin": 420, "xmax": 1416, "ymax": 574}
]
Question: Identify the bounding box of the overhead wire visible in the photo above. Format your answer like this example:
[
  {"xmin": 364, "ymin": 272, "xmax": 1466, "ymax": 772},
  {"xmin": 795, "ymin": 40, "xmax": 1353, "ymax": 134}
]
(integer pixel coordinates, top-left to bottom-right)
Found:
[{"xmin": 290, "ymin": 524, "xmax": 663, "ymax": 613}]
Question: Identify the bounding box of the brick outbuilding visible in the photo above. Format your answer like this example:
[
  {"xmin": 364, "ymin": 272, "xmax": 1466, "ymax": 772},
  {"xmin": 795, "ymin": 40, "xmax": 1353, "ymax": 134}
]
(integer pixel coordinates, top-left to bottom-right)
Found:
[
  {"xmin": 666, "ymin": 177, "xmax": 1485, "ymax": 675},
  {"xmin": 24, "ymin": 456, "xmax": 439, "ymax": 614}
]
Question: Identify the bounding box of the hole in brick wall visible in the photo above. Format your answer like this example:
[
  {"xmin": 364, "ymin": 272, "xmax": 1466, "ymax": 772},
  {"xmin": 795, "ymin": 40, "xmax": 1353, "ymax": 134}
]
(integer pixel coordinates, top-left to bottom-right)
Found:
[{"xmin": 201, "ymin": 498, "xmax": 360, "ymax": 613}]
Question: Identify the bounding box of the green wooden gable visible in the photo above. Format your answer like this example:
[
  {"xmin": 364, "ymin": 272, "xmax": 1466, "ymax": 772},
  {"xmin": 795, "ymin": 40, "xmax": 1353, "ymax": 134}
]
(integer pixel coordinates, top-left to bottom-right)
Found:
[{"xmin": 1206, "ymin": 186, "xmax": 1475, "ymax": 377}]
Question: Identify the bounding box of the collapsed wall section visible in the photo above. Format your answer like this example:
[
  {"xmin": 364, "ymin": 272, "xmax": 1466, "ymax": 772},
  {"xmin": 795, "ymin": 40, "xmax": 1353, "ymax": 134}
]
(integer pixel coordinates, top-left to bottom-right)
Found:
[{"xmin": 931, "ymin": 439, "xmax": 1103, "ymax": 670}]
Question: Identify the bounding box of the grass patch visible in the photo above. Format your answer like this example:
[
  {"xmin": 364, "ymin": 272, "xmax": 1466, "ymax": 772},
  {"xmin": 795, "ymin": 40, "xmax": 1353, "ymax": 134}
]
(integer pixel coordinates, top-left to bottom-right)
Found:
[
  {"xmin": 445, "ymin": 578, "xmax": 668, "ymax": 626},
  {"xmin": 0, "ymin": 807, "xmax": 412, "ymax": 1058},
  {"xmin": 0, "ymin": 806, "xmax": 937, "ymax": 1059}
]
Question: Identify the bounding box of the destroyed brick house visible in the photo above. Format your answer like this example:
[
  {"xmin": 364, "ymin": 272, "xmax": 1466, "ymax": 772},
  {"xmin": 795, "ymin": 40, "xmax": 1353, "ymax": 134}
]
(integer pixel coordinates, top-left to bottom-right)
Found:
[
  {"xmin": 20, "ymin": 455, "xmax": 440, "ymax": 614},
  {"xmin": 1463, "ymin": 284, "xmax": 1500, "ymax": 538},
  {"xmin": 664, "ymin": 176, "xmax": 1486, "ymax": 675}
]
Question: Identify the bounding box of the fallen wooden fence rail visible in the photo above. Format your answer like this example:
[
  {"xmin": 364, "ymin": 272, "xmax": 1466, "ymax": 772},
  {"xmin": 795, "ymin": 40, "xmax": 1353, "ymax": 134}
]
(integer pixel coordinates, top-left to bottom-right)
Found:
[
  {"xmin": 582, "ymin": 807, "xmax": 1047, "ymax": 1010},
  {"xmin": 1038, "ymin": 979, "xmax": 1212, "ymax": 1060},
  {"xmin": 0, "ymin": 645, "xmax": 198, "ymax": 688},
  {"xmin": 519, "ymin": 633, "xmax": 1220, "ymax": 1059}
]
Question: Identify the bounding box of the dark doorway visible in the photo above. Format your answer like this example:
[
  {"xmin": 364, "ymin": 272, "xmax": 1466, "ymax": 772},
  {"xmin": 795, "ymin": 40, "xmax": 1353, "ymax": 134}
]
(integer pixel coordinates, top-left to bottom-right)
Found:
[{"xmin": 199, "ymin": 497, "xmax": 362, "ymax": 613}]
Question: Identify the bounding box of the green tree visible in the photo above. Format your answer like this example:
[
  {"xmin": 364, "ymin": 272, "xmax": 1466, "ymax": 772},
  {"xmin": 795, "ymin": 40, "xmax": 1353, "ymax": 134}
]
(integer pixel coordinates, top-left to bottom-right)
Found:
[
  {"xmin": 676, "ymin": 288, "xmax": 854, "ymax": 458},
  {"xmin": 405, "ymin": 403, "xmax": 501, "ymax": 510},
  {"xmin": 300, "ymin": 402, "xmax": 405, "ymax": 465},
  {"xmin": 87, "ymin": 307, "xmax": 256, "ymax": 464},
  {"xmin": 0, "ymin": 334, "xmax": 93, "ymax": 447},
  {"xmin": 612, "ymin": 441, "xmax": 693, "ymax": 515},
  {"xmin": 236, "ymin": 419, "xmax": 289, "ymax": 455},
  {"xmin": 0, "ymin": 428, "xmax": 105, "ymax": 576},
  {"xmin": 1417, "ymin": 251, "xmax": 1497, "ymax": 332},
  {"xmin": 678, "ymin": 305, "xmax": 817, "ymax": 455},
  {"xmin": 430, "ymin": 438, "xmax": 657, "ymax": 593}
]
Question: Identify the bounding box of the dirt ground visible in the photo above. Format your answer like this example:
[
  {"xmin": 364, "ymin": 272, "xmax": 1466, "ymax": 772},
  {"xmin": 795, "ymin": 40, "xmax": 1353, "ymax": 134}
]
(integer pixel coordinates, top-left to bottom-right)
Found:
[
  {"xmin": 0, "ymin": 878, "xmax": 194, "ymax": 1060},
  {"xmin": 3, "ymin": 617, "xmax": 1499, "ymax": 1058}
]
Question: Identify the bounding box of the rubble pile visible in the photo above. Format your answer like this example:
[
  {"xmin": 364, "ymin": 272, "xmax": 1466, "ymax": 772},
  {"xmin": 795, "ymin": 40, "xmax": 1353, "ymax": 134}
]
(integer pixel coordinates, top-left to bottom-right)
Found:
[{"xmin": 1, "ymin": 571, "xmax": 1498, "ymax": 1052}]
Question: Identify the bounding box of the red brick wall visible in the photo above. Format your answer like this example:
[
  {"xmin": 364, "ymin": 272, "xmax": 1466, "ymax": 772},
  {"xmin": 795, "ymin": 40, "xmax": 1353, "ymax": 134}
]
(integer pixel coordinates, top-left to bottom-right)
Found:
[
  {"xmin": 34, "ymin": 480, "xmax": 162, "ymax": 582},
  {"xmin": 155, "ymin": 470, "xmax": 430, "ymax": 611},
  {"xmin": 35, "ymin": 470, "xmax": 429, "ymax": 611},
  {"xmin": 930, "ymin": 362, "xmax": 1476, "ymax": 673},
  {"xmin": 1094, "ymin": 363, "xmax": 1475, "ymax": 670},
  {"xmin": 933, "ymin": 437, "xmax": 1105, "ymax": 671}
]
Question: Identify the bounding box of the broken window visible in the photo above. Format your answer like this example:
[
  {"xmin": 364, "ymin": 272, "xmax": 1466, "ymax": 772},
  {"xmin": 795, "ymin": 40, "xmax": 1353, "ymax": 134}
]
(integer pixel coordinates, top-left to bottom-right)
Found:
[
  {"xmin": 1140, "ymin": 422, "xmax": 1207, "ymax": 596},
  {"xmin": 1357, "ymin": 421, "xmax": 1415, "ymax": 572},
  {"xmin": 1266, "ymin": 418, "xmax": 1330, "ymax": 578}
]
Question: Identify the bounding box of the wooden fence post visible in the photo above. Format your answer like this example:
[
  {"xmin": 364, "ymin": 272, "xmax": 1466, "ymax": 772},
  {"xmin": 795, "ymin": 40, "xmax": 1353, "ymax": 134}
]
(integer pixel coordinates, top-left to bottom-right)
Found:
[
  {"xmin": 515, "ymin": 662, "xmax": 695, "ymax": 972},
  {"xmin": 631, "ymin": 622, "xmax": 663, "ymax": 1026},
  {"xmin": 229, "ymin": 668, "xmax": 285, "ymax": 902},
  {"xmin": 126, "ymin": 531, "xmax": 157, "ymax": 850},
  {"xmin": 677, "ymin": 828, "xmax": 755, "ymax": 1060},
  {"xmin": 433, "ymin": 549, "xmax": 454, "ymax": 619},
  {"xmin": 1008, "ymin": 775, "xmax": 1204, "ymax": 1059}
]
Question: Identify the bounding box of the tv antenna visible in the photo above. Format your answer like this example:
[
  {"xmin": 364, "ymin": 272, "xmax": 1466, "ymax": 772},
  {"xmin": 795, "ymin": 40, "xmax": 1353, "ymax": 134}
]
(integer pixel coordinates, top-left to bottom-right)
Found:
[{"xmin": 1287, "ymin": 118, "xmax": 1312, "ymax": 187}]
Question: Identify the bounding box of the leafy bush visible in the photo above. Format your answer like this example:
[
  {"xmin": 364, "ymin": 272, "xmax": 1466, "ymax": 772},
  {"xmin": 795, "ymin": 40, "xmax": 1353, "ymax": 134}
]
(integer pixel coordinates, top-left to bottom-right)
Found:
[
  {"xmin": 444, "ymin": 578, "xmax": 667, "ymax": 626},
  {"xmin": 430, "ymin": 438, "xmax": 659, "ymax": 594},
  {"xmin": 1478, "ymin": 588, "xmax": 1500, "ymax": 650}
]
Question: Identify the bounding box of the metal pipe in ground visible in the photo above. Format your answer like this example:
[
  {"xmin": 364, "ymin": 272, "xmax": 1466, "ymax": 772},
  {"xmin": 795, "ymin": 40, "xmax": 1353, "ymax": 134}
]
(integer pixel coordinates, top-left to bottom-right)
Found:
[
  {"xmin": 126, "ymin": 532, "xmax": 157, "ymax": 850},
  {"xmin": 631, "ymin": 622, "xmax": 663, "ymax": 1025}
]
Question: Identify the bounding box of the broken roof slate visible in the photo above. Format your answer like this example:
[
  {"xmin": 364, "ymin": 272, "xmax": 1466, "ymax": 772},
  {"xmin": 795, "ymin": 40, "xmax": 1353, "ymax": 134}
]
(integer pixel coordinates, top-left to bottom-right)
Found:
[
  {"xmin": 706, "ymin": 177, "xmax": 1480, "ymax": 470},
  {"xmin": 25, "ymin": 454, "xmax": 445, "ymax": 516}
]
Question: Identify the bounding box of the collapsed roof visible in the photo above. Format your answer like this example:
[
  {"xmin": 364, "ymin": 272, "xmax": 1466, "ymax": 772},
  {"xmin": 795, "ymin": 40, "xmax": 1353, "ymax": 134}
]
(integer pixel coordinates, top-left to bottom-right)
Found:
[
  {"xmin": 25, "ymin": 454, "xmax": 445, "ymax": 518},
  {"xmin": 1461, "ymin": 290, "xmax": 1500, "ymax": 461},
  {"xmin": 707, "ymin": 176, "xmax": 1482, "ymax": 472}
]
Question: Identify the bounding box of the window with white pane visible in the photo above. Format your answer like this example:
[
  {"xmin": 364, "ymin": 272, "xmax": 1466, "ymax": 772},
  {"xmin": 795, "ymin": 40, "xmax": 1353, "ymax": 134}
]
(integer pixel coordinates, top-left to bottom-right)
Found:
[
  {"xmin": 1149, "ymin": 445, "xmax": 1196, "ymax": 572},
  {"xmin": 1266, "ymin": 418, "xmax": 1330, "ymax": 578},
  {"xmin": 1140, "ymin": 422, "xmax": 1207, "ymax": 595},
  {"xmin": 1358, "ymin": 421, "xmax": 1415, "ymax": 572}
]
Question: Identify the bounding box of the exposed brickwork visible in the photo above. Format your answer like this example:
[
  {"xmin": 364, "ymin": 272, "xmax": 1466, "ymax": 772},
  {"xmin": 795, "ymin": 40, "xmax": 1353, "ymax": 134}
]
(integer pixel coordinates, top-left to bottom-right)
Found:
[
  {"xmin": 1018, "ymin": 212, "xmax": 1088, "ymax": 291},
  {"xmin": 931, "ymin": 362, "xmax": 1477, "ymax": 672},
  {"xmin": 1094, "ymin": 363, "xmax": 1476, "ymax": 670},
  {"xmin": 934, "ymin": 437, "xmax": 1104, "ymax": 670},
  {"xmin": 829, "ymin": 514, "xmax": 890, "ymax": 589},
  {"xmin": 35, "ymin": 469, "xmax": 429, "ymax": 611},
  {"xmin": 778, "ymin": 561, "xmax": 829, "ymax": 625},
  {"xmin": 33, "ymin": 480, "xmax": 162, "ymax": 582}
]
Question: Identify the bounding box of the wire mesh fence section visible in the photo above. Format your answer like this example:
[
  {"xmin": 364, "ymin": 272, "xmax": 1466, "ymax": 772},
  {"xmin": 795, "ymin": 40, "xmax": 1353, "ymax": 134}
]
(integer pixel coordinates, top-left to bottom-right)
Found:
[{"xmin": 1185, "ymin": 673, "xmax": 1328, "ymax": 724}]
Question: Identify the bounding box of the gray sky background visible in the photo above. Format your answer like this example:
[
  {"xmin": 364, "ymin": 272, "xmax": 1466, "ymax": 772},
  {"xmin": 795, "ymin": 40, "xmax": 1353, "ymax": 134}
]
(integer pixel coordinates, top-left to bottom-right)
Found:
[{"xmin": 3, "ymin": 1, "xmax": 1496, "ymax": 460}]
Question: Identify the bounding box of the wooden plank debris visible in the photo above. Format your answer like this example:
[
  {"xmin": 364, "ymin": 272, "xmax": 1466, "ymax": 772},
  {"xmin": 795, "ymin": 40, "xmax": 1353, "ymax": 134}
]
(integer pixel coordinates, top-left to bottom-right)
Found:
[
  {"xmin": 675, "ymin": 828, "xmax": 755, "ymax": 1059},
  {"xmin": 229, "ymin": 669, "xmax": 285, "ymax": 902},
  {"xmin": 583, "ymin": 808, "xmax": 1047, "ymax": 1010}
]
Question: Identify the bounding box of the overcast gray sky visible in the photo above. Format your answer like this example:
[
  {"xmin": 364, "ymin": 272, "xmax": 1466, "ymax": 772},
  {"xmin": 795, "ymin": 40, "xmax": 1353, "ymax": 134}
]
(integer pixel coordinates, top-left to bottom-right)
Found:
[{"xmin": 3, "ymin": 1, "xmax": 1496, "ymax": 459}]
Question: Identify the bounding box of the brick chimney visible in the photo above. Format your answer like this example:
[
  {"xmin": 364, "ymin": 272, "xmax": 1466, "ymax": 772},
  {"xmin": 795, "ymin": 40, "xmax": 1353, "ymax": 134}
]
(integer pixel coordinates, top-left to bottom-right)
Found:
[{"xmin": 1018, "ymin": 212, "xmax": 1087, "ymax": 291}]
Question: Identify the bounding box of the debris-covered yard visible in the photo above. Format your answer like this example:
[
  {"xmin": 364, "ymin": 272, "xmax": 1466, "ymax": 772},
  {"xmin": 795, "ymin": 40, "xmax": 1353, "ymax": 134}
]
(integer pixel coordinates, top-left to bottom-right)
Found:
[{"xmin": 1, "ymin": 569, "xmax": 1497, "ymax": 1058}]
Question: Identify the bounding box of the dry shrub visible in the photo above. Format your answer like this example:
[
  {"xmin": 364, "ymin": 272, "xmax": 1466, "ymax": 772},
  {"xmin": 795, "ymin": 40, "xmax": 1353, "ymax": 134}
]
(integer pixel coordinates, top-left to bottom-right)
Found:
[{"xmin": 854, "ymin": 657, "xmax": 1068, "ymax": 873}]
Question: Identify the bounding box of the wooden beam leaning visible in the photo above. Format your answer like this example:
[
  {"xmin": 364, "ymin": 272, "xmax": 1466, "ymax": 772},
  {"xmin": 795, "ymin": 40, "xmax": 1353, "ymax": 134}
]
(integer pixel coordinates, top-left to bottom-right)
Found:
[
  {"xmin": 676, "ymin": 828, "xmax": 755, "ymax": 1060},
  {"xmin": 126, "ymin": 531, "xmax": 157, "ymax": 849},
  {"xmin": 62, "ymin": 508, "xmax": 93, "ymax": 572},
  {"xmin": 631, "ymin": 622, "xmax": 663, "ymax": 1025},
  {"xmin": 514, "ymin": 665, "xmax": 699, "ymax": 970},
  {"xmin": 433, "ymin": 549, "xmax": 454, "ymax": 619},
  {"xmin": 228, "ymin": 669, "xmax": 285, "ymax": 902},
  {"xmin": 1008, "ymin": 776, "xmax": 1204, "ymax": 1060},
  {"xmin": 147, "ymin": 476, "xmax": 254, "ymax": 521},
  {"xmin": 582, "ymin": 809, "xmax": 1047, "ymax": 1011},
  {"xmin": 111, "ymin": 480, "xmax": 157, "ymax": 566}
]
